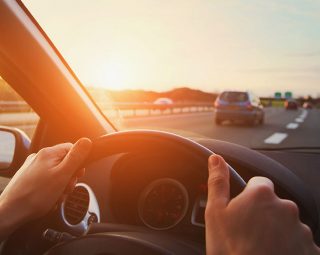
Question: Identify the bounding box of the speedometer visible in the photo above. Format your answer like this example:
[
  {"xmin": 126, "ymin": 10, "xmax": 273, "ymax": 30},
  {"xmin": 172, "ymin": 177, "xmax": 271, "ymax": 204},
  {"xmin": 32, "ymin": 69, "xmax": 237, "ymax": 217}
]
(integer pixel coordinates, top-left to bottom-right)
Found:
[{"xmin": 138, "ymin": 178, "xmax": 189, "ymax": 230}]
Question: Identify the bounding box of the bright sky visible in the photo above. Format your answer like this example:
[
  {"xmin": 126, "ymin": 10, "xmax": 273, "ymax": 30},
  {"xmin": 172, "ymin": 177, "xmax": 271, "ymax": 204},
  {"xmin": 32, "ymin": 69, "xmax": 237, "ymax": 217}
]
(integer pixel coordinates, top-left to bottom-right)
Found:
[{"xmin": 24, "ymin": 0, "xmax": 320, "ymax": 97}]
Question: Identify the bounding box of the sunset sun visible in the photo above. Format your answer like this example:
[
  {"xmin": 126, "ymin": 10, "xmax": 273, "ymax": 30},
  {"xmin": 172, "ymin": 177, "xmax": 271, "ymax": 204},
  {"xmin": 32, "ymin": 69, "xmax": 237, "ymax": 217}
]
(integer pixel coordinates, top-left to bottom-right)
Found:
[{"xmin": 99, "ymin": 60, "xmax": 133, "ymax": 90}]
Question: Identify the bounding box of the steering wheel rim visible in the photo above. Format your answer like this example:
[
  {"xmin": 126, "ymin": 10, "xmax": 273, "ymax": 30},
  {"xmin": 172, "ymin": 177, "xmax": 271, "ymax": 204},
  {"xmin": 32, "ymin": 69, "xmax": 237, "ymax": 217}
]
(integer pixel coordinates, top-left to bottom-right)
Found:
[
  {"xmin": 88, "ymin": 130, "xmax": 246, "ymax": 196},
  {"xmin": 46, "ymin": 130, "xmax": 246, "ymax": 255}
]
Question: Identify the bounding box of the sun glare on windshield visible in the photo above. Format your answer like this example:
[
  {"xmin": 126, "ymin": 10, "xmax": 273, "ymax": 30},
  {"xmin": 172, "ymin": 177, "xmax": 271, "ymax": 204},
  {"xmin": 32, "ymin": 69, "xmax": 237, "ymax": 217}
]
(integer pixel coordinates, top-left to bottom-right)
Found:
[{"xmin": 20, "ymin": 0, "xmax": 320, "ymax": 149}]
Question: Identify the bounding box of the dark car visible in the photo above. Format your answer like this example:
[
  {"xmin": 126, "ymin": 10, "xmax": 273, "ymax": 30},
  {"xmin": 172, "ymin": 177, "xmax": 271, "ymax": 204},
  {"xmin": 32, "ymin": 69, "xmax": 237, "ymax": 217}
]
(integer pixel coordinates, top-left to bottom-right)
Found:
[
  {"xmin": 285, "ymin": 99, "xmax": 299, "ymax": 110},
  {"xmin": 214, "ymin": 91, "xmax": 264, "ymax": 125},
  {"xmin": 303, "ymin": 102, "xmax": 313, "ymax": 109}
]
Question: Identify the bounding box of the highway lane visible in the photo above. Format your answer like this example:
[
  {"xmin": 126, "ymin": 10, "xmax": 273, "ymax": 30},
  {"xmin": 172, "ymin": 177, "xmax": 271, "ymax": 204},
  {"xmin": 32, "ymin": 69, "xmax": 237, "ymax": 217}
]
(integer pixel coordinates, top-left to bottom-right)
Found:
[
  {"xmin": 0, "ymin": 107, "xmax": 319, "ymax": 149},
  {"xmin": 121, "ymin": 108, "xmax": 320, "ymax": 149}
]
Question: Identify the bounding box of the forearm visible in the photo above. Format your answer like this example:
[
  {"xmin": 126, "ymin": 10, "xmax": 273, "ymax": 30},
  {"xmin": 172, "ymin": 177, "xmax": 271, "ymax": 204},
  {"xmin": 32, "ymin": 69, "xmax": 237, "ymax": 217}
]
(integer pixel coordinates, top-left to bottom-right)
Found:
[{"xmin": 0, "ymin": 199, "xmax": 25, "ymax": 241}]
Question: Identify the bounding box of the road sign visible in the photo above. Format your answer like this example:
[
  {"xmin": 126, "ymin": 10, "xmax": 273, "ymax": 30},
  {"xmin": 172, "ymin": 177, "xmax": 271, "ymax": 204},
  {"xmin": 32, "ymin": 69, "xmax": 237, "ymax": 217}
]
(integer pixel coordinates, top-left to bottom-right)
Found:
[
  {"xmin": 285, "ymin": 91, "xmax": 292, "ymax": 99},
  {"xmin": 274, "ymin": 92, "xmax": 282, "ymax": 99}
]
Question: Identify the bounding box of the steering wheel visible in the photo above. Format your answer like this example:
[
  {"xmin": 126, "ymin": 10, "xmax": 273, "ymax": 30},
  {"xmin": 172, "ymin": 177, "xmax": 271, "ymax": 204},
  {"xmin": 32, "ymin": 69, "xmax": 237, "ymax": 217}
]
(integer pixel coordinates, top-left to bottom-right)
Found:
[{"xmin": 7, "ymin": 130, "xmax": 246, "ymax": 255}]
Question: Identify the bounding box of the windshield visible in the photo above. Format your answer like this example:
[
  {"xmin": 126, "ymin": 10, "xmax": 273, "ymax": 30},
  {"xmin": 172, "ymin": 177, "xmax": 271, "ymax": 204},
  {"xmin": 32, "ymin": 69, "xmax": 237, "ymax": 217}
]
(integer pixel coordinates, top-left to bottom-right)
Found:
[
  {"xmin": 23, "ymin": 1, "xmax": 320, "ymax": 150},
  {"xmin": 220, "ymin": 92, "xmax": 249, "ymax": 103}
]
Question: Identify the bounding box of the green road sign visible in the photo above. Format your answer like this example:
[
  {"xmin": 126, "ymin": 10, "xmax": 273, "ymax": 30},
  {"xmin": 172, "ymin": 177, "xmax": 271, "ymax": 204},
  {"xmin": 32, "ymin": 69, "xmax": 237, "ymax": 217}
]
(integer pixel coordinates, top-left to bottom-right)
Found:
[
  {"xmin": 285, "ymin": 91, "xmax": 292, "ymax": 99},
  {"xmin": 274, "ymin": 92, "xmax": 282, "ymax": 99}
]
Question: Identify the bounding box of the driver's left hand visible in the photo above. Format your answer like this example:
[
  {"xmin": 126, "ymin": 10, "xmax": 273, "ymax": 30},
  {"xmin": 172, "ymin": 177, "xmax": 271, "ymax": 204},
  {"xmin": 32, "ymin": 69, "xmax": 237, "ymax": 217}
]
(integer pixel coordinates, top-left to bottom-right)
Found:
[{"xmin": 0, "ymin": 138, "xmax": 92, "ymax": 240}]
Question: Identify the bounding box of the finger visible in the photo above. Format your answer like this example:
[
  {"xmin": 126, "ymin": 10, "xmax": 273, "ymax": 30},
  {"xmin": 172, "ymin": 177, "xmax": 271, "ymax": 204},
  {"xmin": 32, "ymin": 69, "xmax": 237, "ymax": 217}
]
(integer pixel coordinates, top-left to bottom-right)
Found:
[
  {"xmin": 39, "ymin": 143, "xmax": 73, "ymax": 159},
  {"xmin": 26, "ymin": 153, "xmax": 36, "ymax": 160},
  {"xmin": 279, "ymin": 199, "xmax": 299, "ymax": 220},
  {"xmin": 57, "ymin": 138, "xmax": 92, "ymax": 178},
  {"xmin": 207, "ymin": 154, "xmax": 230, "ymax": 209},
  {"xmin": 49, "ymin": 143, "xmax": 73, "ymax": 159},
  {"xmin": 24, "ymin": 153, "xmax": 36, "ymax": 164},
  {"xmin": 244, "ymin": 176, "xmax": 275, "ymax": 200},
  {"xmin": 246, "ymin": 176, "xmax": 274, "ymax": 191}
]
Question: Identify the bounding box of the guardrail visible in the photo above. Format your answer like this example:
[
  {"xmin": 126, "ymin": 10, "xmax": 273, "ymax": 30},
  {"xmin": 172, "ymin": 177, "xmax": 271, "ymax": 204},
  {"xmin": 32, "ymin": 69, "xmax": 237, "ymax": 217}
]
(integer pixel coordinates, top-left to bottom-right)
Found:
[
  {"xmin": 0, "ymin": 101, "xmax": 215, "ymax": 115},
  {"xmin": 99, "ymin": 102, "xmax": 214, "ymax": 117}
]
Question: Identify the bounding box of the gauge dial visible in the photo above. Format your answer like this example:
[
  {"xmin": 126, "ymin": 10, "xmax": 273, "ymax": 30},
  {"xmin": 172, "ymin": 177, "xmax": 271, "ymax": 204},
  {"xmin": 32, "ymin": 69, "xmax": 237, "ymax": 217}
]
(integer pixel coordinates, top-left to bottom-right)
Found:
[{"xmin": 138, "ymin": 178, "xmax": 189, "ymax": 230}]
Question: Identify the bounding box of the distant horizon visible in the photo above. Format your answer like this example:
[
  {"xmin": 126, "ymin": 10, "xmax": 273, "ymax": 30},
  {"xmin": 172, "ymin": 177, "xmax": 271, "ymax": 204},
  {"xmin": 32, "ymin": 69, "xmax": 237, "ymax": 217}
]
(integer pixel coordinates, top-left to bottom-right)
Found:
[{"xmin": 87, "ymin": 85, "xmax": 317, "ymax": 99}]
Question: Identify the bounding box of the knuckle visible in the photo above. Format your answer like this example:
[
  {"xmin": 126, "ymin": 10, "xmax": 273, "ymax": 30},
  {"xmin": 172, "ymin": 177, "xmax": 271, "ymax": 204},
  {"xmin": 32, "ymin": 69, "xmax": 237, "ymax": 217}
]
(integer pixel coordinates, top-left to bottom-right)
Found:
[
  {"xmin": 67, "ymin": 150, "xmax": 81, "ymax": 162},
  {"xmin": 26, "ymin": 153, "xmax": 35, "ymax": 159},
  {"xmin": 208, "ymin": 174, "xmax": 226, "ymax": 188},
  {"xmin": 281, "ymin": 200, "xmax": 299, "ymax": 218},
  {"xmin": 301, "ymin": 223, "xmax": 313, "ymax": 241},
  {"xmin": 208, "ymin": 175, "xmax": 227, "ymax": 196},
  {"xmin": 37, "ymin": 148, "xmax": 52, "ymax": 159},
  {"xmin": 251, "ymin": 183, "xmax": 274, "ymax": 201}
]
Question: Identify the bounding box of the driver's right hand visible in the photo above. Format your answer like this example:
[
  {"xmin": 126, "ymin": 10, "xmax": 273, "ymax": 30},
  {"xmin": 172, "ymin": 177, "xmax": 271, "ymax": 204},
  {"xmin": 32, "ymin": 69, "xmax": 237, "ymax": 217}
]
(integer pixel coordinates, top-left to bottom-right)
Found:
[{"xmin": 205, "ymin": 154, "xmax": 320, "ymax": 255}]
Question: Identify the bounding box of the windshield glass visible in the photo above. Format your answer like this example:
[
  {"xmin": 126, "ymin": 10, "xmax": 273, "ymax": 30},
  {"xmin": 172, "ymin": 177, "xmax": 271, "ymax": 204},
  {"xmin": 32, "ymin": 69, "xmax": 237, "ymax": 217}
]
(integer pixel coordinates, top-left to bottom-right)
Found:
[
  {"xmin": 23, "ymin": 1, "xmax": 320, "ymax": 150},
  {"xmin": 220, "ymin": 92, "xmax": 248, "ymax": 103}
]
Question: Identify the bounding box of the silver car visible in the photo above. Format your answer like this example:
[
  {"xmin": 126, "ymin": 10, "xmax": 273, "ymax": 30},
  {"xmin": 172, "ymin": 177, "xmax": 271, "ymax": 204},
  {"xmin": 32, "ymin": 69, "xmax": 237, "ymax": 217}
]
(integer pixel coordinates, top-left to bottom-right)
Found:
[{"xmin": 214, "ymin": 91, "xmax": 264, "ymax": 125}]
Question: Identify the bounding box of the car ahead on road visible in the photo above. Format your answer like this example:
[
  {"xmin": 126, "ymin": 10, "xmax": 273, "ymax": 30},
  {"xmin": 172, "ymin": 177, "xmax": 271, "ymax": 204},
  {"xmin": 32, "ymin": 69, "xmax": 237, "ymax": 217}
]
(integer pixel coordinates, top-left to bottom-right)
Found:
[
  {"xmin": 285, "ymin": 99, "xmax": 299, "ymax": 110},
  {"xmin": 214, "ymin": 91, "xmax": 264, "ymax": 125},
  {"xmin": 0, "ymin": 1, "xmax": 319, "ymax": 255},
  {"xmin": 153, "ymin": 97, "xmax": 173, "ymax": 105},
  {"xmin": 303, "ymin": 102, "xmax": 313, "ymax": 109},
  {"xmin": 153, "ymin": 97, "xmax": 173, "ymax": 111}
]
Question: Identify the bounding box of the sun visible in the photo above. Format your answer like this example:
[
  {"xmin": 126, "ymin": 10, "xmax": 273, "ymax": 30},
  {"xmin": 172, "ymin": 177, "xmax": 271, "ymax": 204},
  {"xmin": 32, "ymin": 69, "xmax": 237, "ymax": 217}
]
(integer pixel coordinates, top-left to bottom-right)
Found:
[{"xmin": 96, "ymin": 57, "xmax": 136, "ymax": 91}]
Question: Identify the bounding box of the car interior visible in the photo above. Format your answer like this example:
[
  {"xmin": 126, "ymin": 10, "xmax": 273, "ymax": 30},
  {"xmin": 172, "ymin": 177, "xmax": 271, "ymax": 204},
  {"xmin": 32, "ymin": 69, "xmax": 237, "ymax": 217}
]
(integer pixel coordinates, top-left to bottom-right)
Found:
[{"xmin": 0, "ymin": 1, "xmax": 319, "ymax": 254}]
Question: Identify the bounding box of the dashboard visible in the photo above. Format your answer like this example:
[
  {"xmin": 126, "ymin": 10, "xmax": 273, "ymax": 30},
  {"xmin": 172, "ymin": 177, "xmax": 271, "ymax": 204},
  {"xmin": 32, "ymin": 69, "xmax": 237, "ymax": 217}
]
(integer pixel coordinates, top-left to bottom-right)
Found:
[
  {"xmin": 4, "ymin": 136, "xmax": 319, "ymax": 255},
  {"xmin": 60, "ymin": 151, "xmax": 208, "ymax": 241},
  {"xmin": 57, "ymin": 140, "xmax": 320, "ymax": 247}
]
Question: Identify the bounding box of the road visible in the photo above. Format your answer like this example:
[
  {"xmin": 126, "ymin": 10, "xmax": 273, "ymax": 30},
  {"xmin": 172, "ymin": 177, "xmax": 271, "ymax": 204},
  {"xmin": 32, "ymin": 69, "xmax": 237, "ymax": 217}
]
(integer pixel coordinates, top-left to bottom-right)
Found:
[
  {"xmin": 121, "ymin": 108, "xmax": 320, "ymax": 149},
  {"xmin": 1, "ymin": 108, "xmax": 319, "ymax": 149}
]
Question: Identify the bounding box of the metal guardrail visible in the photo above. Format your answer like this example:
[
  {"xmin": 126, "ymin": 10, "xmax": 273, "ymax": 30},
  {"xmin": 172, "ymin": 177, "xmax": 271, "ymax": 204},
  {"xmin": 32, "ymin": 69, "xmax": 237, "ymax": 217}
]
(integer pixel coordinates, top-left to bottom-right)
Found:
[
  {"xmin": 0, "ymin": 101, "xmax": 215, "ymax": 115},
  {"xmin": 0, "ymin": 102, "xmax": 214, "ymax": 133},
  {"xmin": 99, "ymin": 102, "xmax": 214, "ymax": 116}
]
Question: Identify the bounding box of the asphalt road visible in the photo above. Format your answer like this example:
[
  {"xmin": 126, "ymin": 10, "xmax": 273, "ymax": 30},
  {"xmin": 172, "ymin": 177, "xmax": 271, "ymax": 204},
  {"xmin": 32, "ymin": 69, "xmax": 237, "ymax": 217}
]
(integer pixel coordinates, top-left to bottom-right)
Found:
[
  {"xmin": 121, "ymin": 108, "xmax": 320, "ymax": 149},
  {"xmin": 1, "ymin": 108, "xmax": 319, "ymax": 150}
]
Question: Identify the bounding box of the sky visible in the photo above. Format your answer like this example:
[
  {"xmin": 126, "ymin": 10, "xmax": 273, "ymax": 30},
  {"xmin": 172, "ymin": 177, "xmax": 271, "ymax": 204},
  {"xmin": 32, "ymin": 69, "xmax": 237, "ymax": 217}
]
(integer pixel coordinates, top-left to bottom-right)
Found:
[{"xmin": 24, "ymin": 0, "xmax": 320, "ymax": 97}]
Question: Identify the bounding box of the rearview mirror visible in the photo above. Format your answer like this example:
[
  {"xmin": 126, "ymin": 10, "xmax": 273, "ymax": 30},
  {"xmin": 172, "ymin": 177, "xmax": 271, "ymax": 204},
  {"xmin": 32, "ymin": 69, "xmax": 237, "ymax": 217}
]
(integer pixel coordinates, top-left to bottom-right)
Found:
[{"xmin": 0, "ymin": 126, "xmax": 30, "ymax": 177}]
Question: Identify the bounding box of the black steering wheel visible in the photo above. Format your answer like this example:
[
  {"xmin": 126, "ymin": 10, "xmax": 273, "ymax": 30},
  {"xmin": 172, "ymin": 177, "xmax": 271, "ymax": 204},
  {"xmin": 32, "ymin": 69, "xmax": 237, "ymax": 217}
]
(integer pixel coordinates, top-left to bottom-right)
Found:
[{"xmin": 43, "ymin": 130, "xmax": 246, "ymax": 255}]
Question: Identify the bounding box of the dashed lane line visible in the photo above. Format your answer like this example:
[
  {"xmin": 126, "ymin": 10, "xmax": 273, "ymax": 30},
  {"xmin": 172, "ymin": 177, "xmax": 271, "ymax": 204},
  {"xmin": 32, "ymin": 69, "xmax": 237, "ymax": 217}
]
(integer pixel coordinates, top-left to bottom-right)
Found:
[
  {"xmin": 286, "ymin": 123, "xmax": 299, "ymax": 129},
  {"xmin": 264, "ymin": 133, "xmax": 288, "ymax": 144},
  {"xmin": 295, "ymin": 118, "xmax": 304, "ymax": 123},
  {"xmin": 295, "ymin": 109, "xmax": 308, "ymax": 123},
  {"xmin": 264, "ymin": 109, "xmax": 308, "ymax": 145}
]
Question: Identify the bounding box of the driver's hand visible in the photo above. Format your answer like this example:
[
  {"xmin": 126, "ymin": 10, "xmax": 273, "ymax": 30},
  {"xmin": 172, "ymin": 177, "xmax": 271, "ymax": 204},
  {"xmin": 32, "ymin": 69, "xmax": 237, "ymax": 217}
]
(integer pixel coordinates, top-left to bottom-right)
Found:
[
  {"xmin": 205, "ymin": 154, "xmax": 320, "ymax": 255},
  {"xmin": 0, "ymin": 138, "xmax": 92, "ymax": 239}
]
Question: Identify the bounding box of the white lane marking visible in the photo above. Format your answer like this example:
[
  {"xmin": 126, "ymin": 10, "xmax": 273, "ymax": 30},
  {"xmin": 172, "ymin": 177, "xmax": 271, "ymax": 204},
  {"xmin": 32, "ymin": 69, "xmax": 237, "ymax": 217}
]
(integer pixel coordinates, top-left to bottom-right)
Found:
[
  {"xmin": 295, "ymin": 118, "xmax": 304, "ymax": 123},
  {"xmin": 300, "ymin": 114, "xmax": 307, "ymax": 119},
  {"xmin": 264, "ymin": 133, "xmax": 288, "ymax": 144},
  {"xmin": 286, "ymin": 123, "xmax": 299, "ymax": 129},
  {"xmin": 298, "ymin": 109, "xmax": 308, "ymax": 120}
]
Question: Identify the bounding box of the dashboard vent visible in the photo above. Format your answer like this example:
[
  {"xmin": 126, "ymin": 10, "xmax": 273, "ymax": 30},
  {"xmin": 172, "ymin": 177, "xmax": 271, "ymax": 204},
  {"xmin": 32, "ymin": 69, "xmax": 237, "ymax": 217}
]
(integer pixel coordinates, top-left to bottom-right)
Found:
[{"xmin": 64, "ymin": 186, "xmax": 89, "ymax": 225}]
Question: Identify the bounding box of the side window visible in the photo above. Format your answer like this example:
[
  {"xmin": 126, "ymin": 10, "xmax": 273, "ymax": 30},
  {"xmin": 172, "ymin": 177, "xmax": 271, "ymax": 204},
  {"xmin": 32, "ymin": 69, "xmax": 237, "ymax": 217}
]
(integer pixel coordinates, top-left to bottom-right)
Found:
[
  {"xmin": 0, "ymin": 77, "xmax": 39, "ymax": 190},
  {"xmin": 0, "ymin": 77, "xmax": 39, "ymax": 138}
]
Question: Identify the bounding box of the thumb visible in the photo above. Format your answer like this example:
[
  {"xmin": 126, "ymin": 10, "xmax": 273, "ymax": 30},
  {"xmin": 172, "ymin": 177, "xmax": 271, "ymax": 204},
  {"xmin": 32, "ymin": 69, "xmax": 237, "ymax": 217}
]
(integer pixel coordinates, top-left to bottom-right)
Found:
[
  {"xmin": 207, "ymin": 154, "xmax": 230, "ymax": 209},
  {"xmin": 57, "ymin": 138, "xmax": 92, "ymax": 178}
]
